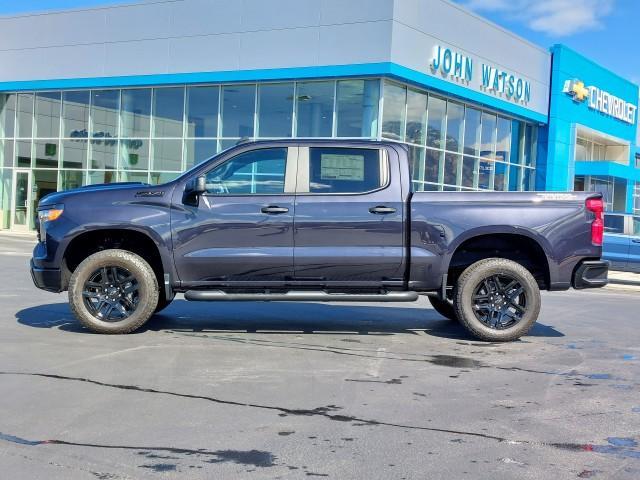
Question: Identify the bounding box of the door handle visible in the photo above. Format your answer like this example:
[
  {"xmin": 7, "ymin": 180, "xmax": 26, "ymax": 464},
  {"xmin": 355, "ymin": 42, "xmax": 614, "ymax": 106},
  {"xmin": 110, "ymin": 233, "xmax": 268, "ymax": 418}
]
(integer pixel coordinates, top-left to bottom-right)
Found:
[
  {"xmin": 369, "ymin": 205, "xmax": 396, "ymax": 215},
  {"xmin": 261, "ymin": 205, "xmax": 289, "ymax": 215},
  {"xmin": 632, "ymin": 239, "xmax": 640, "ymax": 244}
]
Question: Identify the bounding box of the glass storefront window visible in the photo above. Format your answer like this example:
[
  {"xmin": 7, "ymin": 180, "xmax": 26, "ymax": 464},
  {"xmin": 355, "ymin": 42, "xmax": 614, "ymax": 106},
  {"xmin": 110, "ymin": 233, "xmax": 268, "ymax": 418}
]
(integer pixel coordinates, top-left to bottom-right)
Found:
[
  {"xmin": 185, "ymin": 138, "xmax": 218, "ymax": 168},
  {"xmin": 463, "ymin": 107, "xmax": 481, "ymax": 156},
  {"xmin": 17, "ymin": 93, "xmax": 34, "ymax": 139},
  {"xmin": 121, "ymin": 89, "xmax": 151, "ymax": 138},
  {"xmin": 88, "ymin": 170, "xmax": 117, "ymax": 185},
  {"xmin": 121, "ymin": 139, "xmax": 149, "ymax": 171},
  {"xmin": 222, "ymin": 85, "xmax": 255, "ymax": 138},
  {"xmin": 406, "ymin": 89, "xmax": 427, "ymax": 145},
  {"xmin": 152, "ymin": 139, "xmax": 182, "ymax": 171},
  {"xmin": 90, "ymin": 140, "xmax": 118, "ymax": 170},
  {"xmin": 62, "ymin": 139, "xmax": 88, "ymax": 169},
  {"xmin": 186, "ymin": 86, "xmax": 219, "ymax": 138},
  {"xmin": 336, "ymin": 79, "xmax": 379, "ymax": 138},
  {"xmin": 445, "ymin": 102, "xmax": 464, "ymax": 153},
  {"xmin": 426, "ymin": 96, "xmax": 445, "ymax": 149},
  {"xmin": 16, "ymin": 140, "xmax": 31, "ymax": 168},
  {"xmin": 62, "ymin": 91, "xmax": 90, "ymax": 138},
  {"xmin": 2, "ymin": 139, "xmax": 14, "ymax": 168},
  {"xmin": 60, "ymin": 170, "xmax": 84, "ymax": 191},
  {"xmin": 91, "ymin": 90, "xmax": 120, "ymax": 140},
  {"xmin": 424, "ymin": 148, "xmax": 441, "ymax": 184},
  {"xmin": 0, "ymin": 94, "xmax": 16, "ymax": 138},
  {"xmin": 443, "ymin": 152, "xmax": 460, "ymax": 186},
  {"xmin": 150, "ymin": 172, "xmax": 180, "ymax": 185},
  {"xmin": 480, "ymin": 112, "xmax": 496, "ymax": 160},
  {"xmin": 296, "ymin": 81, "xmax": 334, "ymax": 137},
  {"xmin": 496, "ymin": 117, "xmax": 511, "ymax": 162},
  {"xmin": 382, "ymin": 82, "xmax": 406, "ymax": 141},
  {"xmin": 494, "ymin": 161, "xmax": 507, "ymax": 191},
  {"xmin": 153, "ymin": 87, "xmax": 184, "ymax": 138},
  {"xmin": 634, "ymin": 182, "xmax": 640, "ymax": 215},
  {"xmin": 461, "ymin": 155, "xmax": 476, "ymax": 189},
  {"xmin": 34, "ymin": 140, "xmax": 59, "ymax": 168},
  {"xmin": 258, "ymin": 83, "xmax": 294, "ymax": 138},
  {"xmin": 119, "ymin": 171, "xmax": 149, "ymax": 183},
  {"xmin": 35, "ymin": 92, "xmax": 61, "ymax": 138}
]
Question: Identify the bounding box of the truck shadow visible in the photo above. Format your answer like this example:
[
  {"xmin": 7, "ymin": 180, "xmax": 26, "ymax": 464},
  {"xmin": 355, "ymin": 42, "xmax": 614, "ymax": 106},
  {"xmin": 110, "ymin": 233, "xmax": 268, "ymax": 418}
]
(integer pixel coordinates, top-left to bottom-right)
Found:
[{"xmin": 15, "ymin": 300, "xmax": 564, "ymax": 340}]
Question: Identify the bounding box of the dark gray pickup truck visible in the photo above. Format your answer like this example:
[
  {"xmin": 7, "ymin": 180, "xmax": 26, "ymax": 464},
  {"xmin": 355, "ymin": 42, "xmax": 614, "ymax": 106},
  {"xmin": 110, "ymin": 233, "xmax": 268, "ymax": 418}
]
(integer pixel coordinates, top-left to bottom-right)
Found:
[{"xmin": 31, "ymin": 140, "xmax": 608, "ymax": 341}]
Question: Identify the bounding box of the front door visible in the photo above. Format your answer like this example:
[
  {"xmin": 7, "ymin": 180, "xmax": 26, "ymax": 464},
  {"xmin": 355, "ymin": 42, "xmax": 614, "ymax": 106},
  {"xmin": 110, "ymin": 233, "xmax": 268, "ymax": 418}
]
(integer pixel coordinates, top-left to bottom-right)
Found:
[
  {"xmin": 11, "ymin": 170, "xmax": 32, "ymax": 232},
  {"xmin": 172, "ymin": 146, "xmax": 297, "ymax": 286},
  {"xmin": 292, "ymin": 145, "xmax": 405, "ymax": 286}
]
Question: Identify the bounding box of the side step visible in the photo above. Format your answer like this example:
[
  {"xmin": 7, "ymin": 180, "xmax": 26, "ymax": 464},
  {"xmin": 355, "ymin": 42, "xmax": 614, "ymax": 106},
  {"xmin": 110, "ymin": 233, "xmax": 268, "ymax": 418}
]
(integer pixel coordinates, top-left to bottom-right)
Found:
[{"xmin": 184, "ymin": 290, "xmax": 419, "ymax": 303}]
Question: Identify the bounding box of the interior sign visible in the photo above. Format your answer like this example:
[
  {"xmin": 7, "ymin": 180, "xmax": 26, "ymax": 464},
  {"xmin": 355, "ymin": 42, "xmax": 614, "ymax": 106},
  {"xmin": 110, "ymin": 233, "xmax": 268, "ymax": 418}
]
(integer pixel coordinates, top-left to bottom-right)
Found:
[
  {"xmin": 563, "ymin": 79, "xmax": 637, "ymax": 125},
  {"xmin": 430, "ymin": 45, "xmax": 532, "ymax": 104}
]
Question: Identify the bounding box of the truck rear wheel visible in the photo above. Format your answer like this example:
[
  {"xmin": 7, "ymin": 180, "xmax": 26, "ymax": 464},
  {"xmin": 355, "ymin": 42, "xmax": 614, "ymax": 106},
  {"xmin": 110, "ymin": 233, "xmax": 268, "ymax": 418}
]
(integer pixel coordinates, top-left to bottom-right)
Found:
[
  {"xmin": 68, "ymin": 249, "xmax": 159, "ymax": 334},
  {"xmin": 453, "ymin": 258, "xmax": 540, "ymax": 342},
  {"xmin": 428, "ymin": 296, "xmax": 458, "ymax": 321}
]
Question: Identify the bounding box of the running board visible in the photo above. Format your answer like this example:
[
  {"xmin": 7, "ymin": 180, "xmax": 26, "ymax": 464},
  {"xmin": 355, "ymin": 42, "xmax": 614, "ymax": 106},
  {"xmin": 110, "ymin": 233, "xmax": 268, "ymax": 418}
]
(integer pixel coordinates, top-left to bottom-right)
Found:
[{"xmin": 184, "ymin": 290, "xmax": 419, "ymax": 303}]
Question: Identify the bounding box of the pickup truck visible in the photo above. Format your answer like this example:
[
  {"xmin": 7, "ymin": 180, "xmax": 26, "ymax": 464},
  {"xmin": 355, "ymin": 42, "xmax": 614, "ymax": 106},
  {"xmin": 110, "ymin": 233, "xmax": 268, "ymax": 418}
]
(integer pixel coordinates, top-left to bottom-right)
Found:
[{"xmin": 30, "ymin": 140, "xmax": 609, "ymax": 342}]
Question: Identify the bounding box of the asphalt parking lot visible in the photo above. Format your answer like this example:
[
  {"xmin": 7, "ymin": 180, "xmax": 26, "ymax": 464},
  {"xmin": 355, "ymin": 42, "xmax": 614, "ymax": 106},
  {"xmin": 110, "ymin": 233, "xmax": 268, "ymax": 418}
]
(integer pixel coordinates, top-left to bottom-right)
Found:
[{"xmin": 1, "ymin": 233, "xmax": 639, "ymax": 479}]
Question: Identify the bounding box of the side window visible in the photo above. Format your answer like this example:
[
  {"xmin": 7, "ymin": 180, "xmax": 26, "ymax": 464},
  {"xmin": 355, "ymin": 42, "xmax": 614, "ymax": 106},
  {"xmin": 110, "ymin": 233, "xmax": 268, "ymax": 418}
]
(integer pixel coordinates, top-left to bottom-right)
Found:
[
  {"xmin": 308, "ymin": 147, "xmax": 385, "ymax": 194},
  {"xmin": 205, "ymin": 148, "xmax": 287, "ymax": 195},
  {"xmin": 604, "ymin": 214, "xmax": 625, "ymax": 234}
]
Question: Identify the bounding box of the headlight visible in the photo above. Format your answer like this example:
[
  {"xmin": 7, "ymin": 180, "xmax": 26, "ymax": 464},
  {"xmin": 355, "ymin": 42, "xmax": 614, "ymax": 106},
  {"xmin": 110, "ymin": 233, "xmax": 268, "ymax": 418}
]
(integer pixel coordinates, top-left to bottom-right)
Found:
[{"xmin": 38, "ymin": 205, "xmax": 64, "ymax": 222}]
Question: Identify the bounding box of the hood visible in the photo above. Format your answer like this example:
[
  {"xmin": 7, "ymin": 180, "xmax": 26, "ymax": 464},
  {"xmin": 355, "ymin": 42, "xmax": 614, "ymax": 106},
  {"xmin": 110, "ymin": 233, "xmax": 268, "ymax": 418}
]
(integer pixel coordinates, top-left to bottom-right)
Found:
[{"xmin": 38, "ymin": 182, "xmax": 148, "ymax": 208}]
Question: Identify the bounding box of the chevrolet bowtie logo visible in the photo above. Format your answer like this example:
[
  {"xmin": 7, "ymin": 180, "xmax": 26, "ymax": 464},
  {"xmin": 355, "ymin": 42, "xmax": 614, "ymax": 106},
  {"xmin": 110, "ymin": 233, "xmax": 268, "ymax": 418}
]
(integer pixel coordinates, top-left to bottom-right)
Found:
[{"xmin": 563, "ymin": 79, "xmax": 590, "ymax": 102}]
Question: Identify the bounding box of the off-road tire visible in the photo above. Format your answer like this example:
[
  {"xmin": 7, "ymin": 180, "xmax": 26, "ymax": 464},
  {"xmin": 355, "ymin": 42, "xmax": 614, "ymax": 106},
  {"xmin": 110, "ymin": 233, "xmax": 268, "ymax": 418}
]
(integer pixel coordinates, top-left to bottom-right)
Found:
[
  {"xmin": 68, "ymin": 249, "xmax": 159, "ymax": 334},
  {"xmin": 428, "ymin": 296, "xmax": 458, "ymax": 321},
  {"xmin": 453, "ymin": 258, "xmax": 541, "ymax": 342}
]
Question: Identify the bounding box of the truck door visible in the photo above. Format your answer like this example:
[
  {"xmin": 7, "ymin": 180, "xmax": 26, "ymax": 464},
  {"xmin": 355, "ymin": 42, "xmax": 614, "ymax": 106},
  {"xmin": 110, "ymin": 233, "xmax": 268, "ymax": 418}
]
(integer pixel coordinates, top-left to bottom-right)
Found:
[
  {"xmin": 628, "ymin": 216, "xmax": 640, "ymax": 273},
  {"xmin": 292, "ymin": 145, "xmax": 405, "ymax": 286},
  {"xmin": 172, "ymin": 146, "xmax": 296, "ymax": 285}
]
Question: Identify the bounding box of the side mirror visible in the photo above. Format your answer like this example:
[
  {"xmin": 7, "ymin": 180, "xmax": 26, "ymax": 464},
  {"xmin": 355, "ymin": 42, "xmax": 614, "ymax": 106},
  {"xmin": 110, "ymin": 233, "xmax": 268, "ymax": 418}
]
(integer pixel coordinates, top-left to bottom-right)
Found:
[{"xmin": 195, "ymin": 175, "xmax": 206, "ymax": 194}]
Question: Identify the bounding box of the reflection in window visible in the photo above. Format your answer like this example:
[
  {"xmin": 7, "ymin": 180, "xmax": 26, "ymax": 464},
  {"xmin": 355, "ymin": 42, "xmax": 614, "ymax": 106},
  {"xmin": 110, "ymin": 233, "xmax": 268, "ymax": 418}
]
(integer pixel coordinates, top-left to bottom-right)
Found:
[
  {"xmin": 90, "ymin": 141, "xmax": 117, "ymax": 170},
  {"xmin": 150, "ymin": 172, "xmax": 180, "ymax": 185},
  {"xmin": 443, "ymin": 152, "xmax": 460, "ymax": 186},
  {"xmin": 480, "ymin": 112, "xmax": 496, "ymax": 160},
  {"xmin": 424, "ymin": 148, "xmax": 441, "ymax": 183},
  {"xmin": 16, "ymin": 140, "xmax": 31, "ymax": 168},
  {"xmin": 308, "ymin": 147, "xmax": 382, "ymax": 194},
  {"xmin": 186, "ymin": 86, "xmax": 219, "ymax": 138},
  {"xmin": 152, "ymin": 139, "xmax": 182, "ymax": 171},
  {"xmin": 35, "ymin": 92, "xmax": 61, "ymax": 138},
  {"xmin": 461, "ymin": 155, "xmax": 476, "ymax": 188},
  {"xmin": 2, "ymin": 139, "xmax": 14, "ymax": 168},
  {"xmin": 34, "ymin": 140, "xmax": 59, "ymax": 168},
  {"xmin": 153, "ymin": 87, "xmax": 184, "ymax": 138},
  {"xmin": 406, "ymin": 89, "xmax": 427, "ymax": 145},
  {"xmin": 463, "ymin": 107, "xmax": 480, "ymax": 156},
  {"xmin": 494, "ymin": 161, "xmax": 507, "ymax": 191},
  {"xmin": 222, "ymin": 85, "xmax": 255, "ymax": 138},
  {"xmin": 478, "ymin": 159, "xmax": 492, "ymax": 190},
  {"xmin": 185, "ymin": 138, "xmax": 218, "ymax": 168},
  {"xmin": 445, "ymin": 102, "xmax": 464, "ymax": 153},
  {"xmin": 205, "ymin": 148, "xmax": 287, "ymax": 195},
  {"xmin": 60, "ymin": 170, "xmax": 84, "ymax": 191},
  {"xmin": 62, "ymin": 139, "xmax": 88, "ymax": 169},
  {"xmin": 17, "ymin": 93, "xmax": 34, "ymax": 138},
  {"xmin": 508, "ymin": 164, "xmax": 520, "ymax": 191},
  {"xmin": 88, "ymin": 170, "xmax": 117, "ymax": 185},
  {"xmin": 91, "ymin": 90, "xmax": 120, "ymax": 140},
  {"xmin": 120, "ymin": 139, "xmax": 149, "ymax": 171},
  {"xmin": 496, "ymin": 117, "xmax": 511, "ymax": 162},
  {"xmin": 258, "ymin": 83, "xmax": 293, "ymax": 138},
  {"xmin": 119, "ymin": 171, "xmax": 149, "ymax": 183},
  {"xmin": 426, "ymin": 96, "xmax": 445, "ymax": 149},
  {"xmin": 62, "ymin": 91, "xmax": 90, "ymax": 138},
  {"xmin": 0, "ymin": 94, "xmax": 16, "ymax": 138},
  {"xmin": 408, "ymin": 145, "xmax": 425, "ymax": 184},
  {"xmin": 296, "ymin": 81, "xmax": 334, "ymax": 137},
  {"xmin": 382, "ymin": 82, "xmax": 406, "ymax": 141},
  {"xmin": 121, "ymin": 89, "xmax": 151, "ymax": 138},
  {"xmin": 336, "ymin": 80, "xmax": 379, "ymax": 137}
]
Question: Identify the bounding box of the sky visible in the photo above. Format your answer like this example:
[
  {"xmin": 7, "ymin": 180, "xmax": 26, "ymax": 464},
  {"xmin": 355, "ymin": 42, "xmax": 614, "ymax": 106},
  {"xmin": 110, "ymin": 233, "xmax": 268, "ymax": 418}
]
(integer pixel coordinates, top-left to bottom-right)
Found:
[{"xmin": 0, "ymin": 0, "xmax": 638, "ymax": 85}]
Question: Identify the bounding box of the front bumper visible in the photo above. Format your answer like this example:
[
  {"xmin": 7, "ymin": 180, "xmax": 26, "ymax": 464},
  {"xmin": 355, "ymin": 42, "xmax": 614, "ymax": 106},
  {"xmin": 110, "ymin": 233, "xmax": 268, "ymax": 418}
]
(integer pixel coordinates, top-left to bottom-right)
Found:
[
  {"xmin": 573, "ymin": 260, "xmax": 609, "ymax": 289},
  {"xmin": 30, "ymin": 259, "xmax": 63, "ymax": 293}
]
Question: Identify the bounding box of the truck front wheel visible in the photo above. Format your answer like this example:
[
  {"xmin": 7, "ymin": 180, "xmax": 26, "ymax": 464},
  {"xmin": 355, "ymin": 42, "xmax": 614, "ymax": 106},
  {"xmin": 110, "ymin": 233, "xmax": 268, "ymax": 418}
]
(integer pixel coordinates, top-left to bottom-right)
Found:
[
  {"xmin": 68, "ymin": 249, "xmax": 159, "ymax": 334},
  {"xmin": 453, "ymin": 258, "xmax": 541, "ymax": 342}
]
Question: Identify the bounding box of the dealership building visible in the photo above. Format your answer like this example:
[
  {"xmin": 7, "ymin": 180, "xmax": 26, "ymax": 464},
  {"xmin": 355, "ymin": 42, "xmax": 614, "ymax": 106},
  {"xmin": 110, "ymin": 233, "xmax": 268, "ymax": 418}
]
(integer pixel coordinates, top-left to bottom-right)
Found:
[{"xmin": 0, "ymin": 0, "xmax": 639, "ymax": 231}]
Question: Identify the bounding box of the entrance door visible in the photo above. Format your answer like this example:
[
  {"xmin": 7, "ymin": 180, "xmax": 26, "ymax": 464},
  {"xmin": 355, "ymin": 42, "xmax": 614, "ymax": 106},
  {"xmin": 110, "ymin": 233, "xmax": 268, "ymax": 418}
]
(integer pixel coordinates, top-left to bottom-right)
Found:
[{"xmin": 11, "ymin": 170, "xmax": 32, "ymax": 232}]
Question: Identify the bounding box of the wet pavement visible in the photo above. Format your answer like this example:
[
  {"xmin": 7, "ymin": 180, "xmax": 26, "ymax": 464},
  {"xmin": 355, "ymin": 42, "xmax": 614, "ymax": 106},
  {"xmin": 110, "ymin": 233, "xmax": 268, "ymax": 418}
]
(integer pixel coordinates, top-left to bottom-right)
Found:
[{"xmin": 1, "ymin": 233, "xmax": 639, "ymax": 479}]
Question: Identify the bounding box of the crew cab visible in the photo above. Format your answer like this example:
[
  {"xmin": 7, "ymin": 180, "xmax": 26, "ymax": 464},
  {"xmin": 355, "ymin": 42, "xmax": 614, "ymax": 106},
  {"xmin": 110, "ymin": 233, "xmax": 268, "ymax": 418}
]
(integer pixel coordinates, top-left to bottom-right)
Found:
[{"xmin": 31, "ymin": 140, "xmax": 609, "ymax": 341}]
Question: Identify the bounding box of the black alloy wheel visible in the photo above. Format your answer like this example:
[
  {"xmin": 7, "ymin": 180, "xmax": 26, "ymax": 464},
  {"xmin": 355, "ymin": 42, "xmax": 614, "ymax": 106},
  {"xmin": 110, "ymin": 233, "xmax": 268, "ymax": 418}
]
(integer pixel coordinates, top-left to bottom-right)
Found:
[
  {"xmin": 82, "ymin": 266, "xmax": 140, "ymax": 321},
  {"xmin": 471, "ymin": 274, "xmax": 526, "ymax": 330}
]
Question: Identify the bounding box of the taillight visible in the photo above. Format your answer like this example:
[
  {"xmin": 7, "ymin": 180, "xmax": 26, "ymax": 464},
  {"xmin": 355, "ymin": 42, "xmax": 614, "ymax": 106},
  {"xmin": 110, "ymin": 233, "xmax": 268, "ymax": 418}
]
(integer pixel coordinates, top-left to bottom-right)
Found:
[{"xmin": 586, "ymin": 197, "xmax": 604, "ymax": 246}]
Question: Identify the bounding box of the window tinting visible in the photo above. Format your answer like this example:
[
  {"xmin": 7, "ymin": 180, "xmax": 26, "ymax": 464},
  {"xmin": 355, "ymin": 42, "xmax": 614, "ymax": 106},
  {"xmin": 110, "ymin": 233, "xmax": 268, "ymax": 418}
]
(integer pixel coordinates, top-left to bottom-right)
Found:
[
  {"xmin": 35, "ymin": 92, "xmax": 61, "ymax": 138},
  {"xmin": 0, "ymin": 94, "xmax": 16, "ymax": 138},
  {"xmin": 336, "ymin": 80, "xmax": 379, "ymax": 137},
  {"xmin": 426, "ymin": 96, "xmax": 445, "ymax": 149},
  {"xmin": 62, "ymin": 91, "xmax": 90, "ymax": 138},
  {"xmin": 17, "ymin": 93, "xmax": 34, "ymax": 138},
  {"xmin": 296, "ymin": 81, "xmax": 334, "ymax": 137},
  {"xmin": 308, "ymin": 147, "xmax": 382, "ymax": 194},
  {"xmin": 91, "ymin": 90, "xmax": 120, "ymax": 140},
  {"xmin": 406, "ymin": 89, "xmax": 427, "ymax": 145},
  {"xmin": 205, "ymin": 148, "xmax": 287, "ymax": 195},
  {"xmin": 153, "ymin": 87, "xmax": 184, "ymax": 138},
  {"xmin": 445, "ymin": 102, "xmax": 464, "ymax": 153},
  {"xmin": 604, "ymin": 214, "xmax": 625, "ymax": 234},
  {"xmin": 382, "ymin": 82, "xmax": 406, "ymax": 141}
]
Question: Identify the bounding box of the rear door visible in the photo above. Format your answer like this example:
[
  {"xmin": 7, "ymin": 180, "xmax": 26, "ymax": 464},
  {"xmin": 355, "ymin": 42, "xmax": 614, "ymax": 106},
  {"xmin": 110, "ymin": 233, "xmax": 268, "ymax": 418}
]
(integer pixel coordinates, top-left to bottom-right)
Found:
[{"xmin": 292, "ymin": 145, "xmax": 405, "ymax": 286}]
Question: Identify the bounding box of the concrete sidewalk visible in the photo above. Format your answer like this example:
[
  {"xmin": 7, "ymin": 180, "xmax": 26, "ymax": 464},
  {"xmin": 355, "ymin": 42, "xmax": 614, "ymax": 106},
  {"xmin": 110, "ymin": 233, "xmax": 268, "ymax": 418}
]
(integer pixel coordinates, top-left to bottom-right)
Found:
[{"xmin": 608, "ymin": 270, "xmax": 640, "ymax": 291}]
